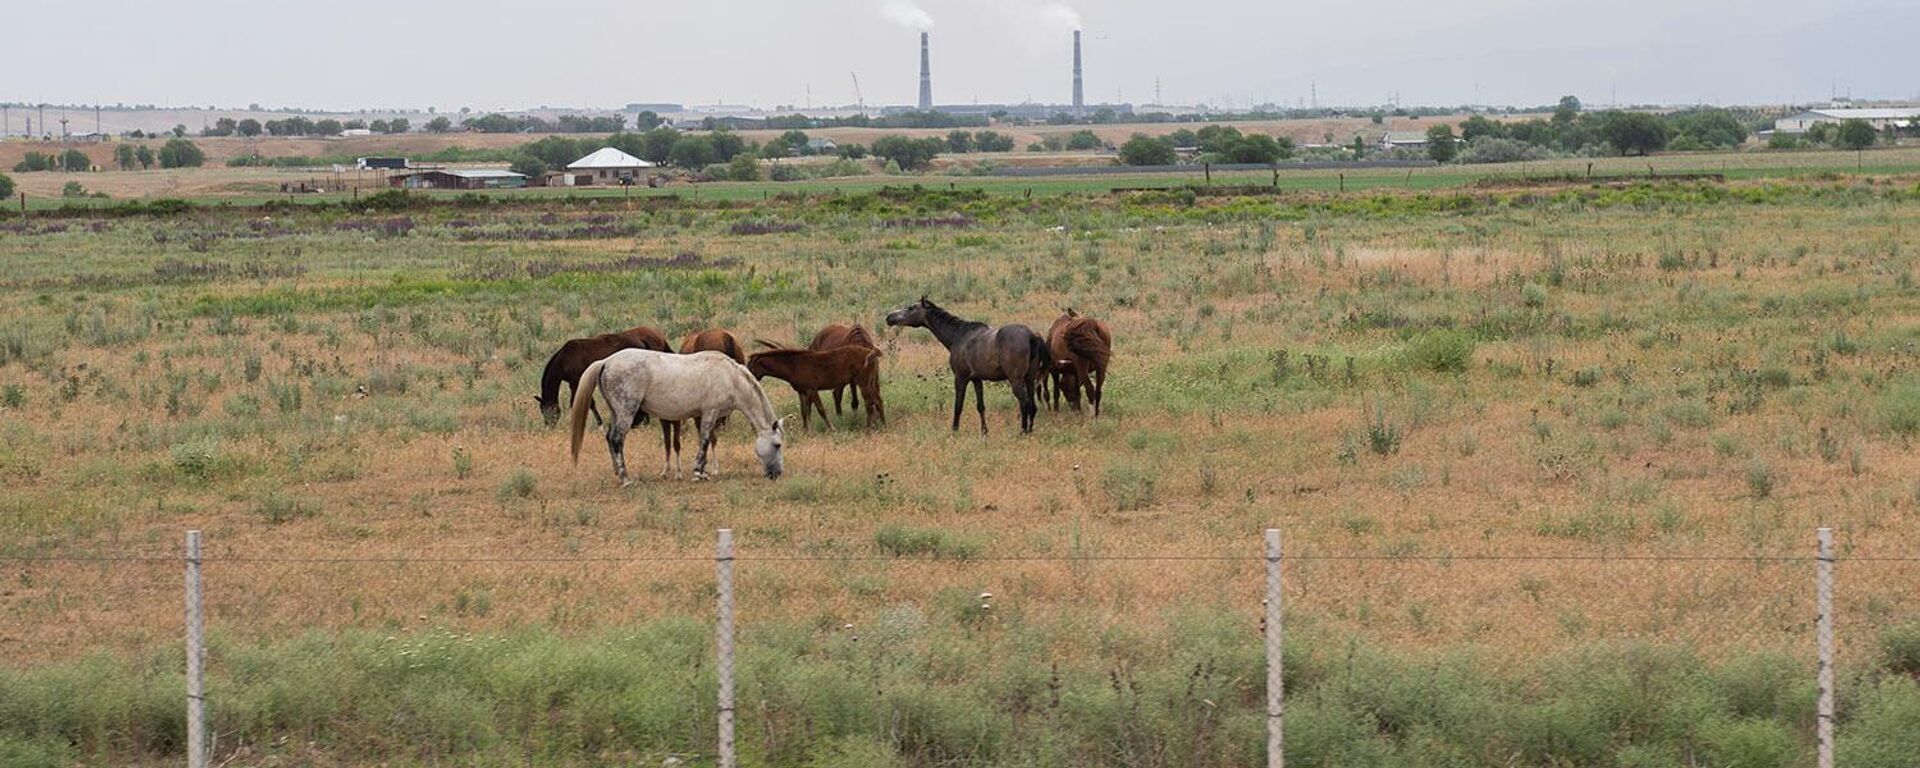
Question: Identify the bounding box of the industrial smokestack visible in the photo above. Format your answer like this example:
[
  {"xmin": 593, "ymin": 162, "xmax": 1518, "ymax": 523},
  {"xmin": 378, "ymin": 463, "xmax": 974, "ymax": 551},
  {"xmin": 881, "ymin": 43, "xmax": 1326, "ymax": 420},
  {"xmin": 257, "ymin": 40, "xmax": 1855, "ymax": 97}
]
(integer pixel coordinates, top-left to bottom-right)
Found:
[
  {"xmin": 918, "ymin": 32, "xmax": 933, "ymax": 111},
  {"xmin": 1072, "ymin": 30, "xmax": 1084, "ymax": 113}
]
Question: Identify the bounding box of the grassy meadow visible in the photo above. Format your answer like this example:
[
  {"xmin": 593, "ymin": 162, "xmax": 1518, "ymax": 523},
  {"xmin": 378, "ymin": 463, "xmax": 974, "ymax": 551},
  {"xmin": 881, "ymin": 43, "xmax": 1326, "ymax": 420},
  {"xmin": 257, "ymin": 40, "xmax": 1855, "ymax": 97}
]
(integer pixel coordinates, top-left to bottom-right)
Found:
[{"xmin": 3, "ymin": 175, "xmax": 1920, "ymax": 766}]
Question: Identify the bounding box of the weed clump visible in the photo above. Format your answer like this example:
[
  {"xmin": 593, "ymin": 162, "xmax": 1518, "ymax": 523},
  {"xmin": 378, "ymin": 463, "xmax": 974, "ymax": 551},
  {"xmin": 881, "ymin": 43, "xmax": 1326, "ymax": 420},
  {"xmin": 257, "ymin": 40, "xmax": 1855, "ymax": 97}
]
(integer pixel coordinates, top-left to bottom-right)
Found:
[
  {"xmin": 1403, "ymin": 329, "xmax": 1476, "ymax": 373},
  {"xmin": 873, "ymin": 525, "xmax": 983, "ymax": 560},
  {"xmin": 496, "ymin": 469, "xmax": 537, "ymax": 502}
]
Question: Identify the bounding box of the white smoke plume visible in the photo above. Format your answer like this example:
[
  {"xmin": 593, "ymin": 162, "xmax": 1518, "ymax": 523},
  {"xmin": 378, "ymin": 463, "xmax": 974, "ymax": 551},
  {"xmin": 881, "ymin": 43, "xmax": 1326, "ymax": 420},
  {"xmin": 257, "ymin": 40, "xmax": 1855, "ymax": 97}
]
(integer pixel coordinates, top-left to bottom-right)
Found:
[
  {"xmin": 1039, "ymin": 3, "xmax": 1082, "ymax": 31},
  {"xmin": 880, "ymin": 0, "xmax": 935, "ymax": 29}
]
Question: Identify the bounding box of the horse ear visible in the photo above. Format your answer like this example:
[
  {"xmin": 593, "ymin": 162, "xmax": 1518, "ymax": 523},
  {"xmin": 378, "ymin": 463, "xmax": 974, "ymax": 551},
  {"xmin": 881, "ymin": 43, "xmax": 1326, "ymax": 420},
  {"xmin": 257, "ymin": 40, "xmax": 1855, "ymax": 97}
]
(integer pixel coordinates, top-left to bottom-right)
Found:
[{"xmin": 919, "ymin": 294, "xmax": 928, "ymax": 304}]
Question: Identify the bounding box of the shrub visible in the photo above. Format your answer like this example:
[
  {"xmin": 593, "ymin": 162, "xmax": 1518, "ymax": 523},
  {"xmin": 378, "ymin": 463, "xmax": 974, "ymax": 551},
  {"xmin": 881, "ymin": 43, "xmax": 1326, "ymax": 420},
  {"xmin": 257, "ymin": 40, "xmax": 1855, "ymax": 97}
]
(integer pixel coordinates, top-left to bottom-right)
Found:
[
  {"xmin": 60, "ymin": 181, "xmax": 86, "ymax": 198},
  {"xmin": 1103, "ymin": 462, "xmax": 1158, "ymax": 510},
  {"xmin": 873, "ymin": 525, "xmax": 982, "ymax": 560},
  {"xmin": 0, "ymin": 172, "xmax": 13, "ymax": 199},
  {"xmin": 1522, "ymin": 282, "xmax": 1548, "ymax": 308},
  {"xmin": 1840, "ymin": 678, "xmax": 1920, "ymax": 768},
  {"xmin": 253, "ymin": 491, "xmax": 317, "ymax": 524},
  {"xmin": 1882, "ymin": 379, "xmax": 1920, "ymax": 436},
  {"xmin": 496, "ymin": 468, "xmax": 537, "ymax": 502},
  {"xmin": 169, "ymin": 438, "xmax": 224, "ymax": 481},
  {"xmin": 1882, "ymin": 623, "xmax": 1920, "ymax": 677},
  {"xmin": 1699, "ymin": 718, "xmax": 1797, "ymax": 768},
  {"xmin": 1459, "ymin": 137, "xmax": 1549, "ymax": 164},
  {"xmin": 1365, "ymin": 404, "xmax": 1403, "ymax": 456},
  {"xmin": 1403, "ymin": 329, "xmax": 1476, "ymax": 373},
  {"xmin": 157, "ymin": 138, "xmax": 206, "ymax": 168}
]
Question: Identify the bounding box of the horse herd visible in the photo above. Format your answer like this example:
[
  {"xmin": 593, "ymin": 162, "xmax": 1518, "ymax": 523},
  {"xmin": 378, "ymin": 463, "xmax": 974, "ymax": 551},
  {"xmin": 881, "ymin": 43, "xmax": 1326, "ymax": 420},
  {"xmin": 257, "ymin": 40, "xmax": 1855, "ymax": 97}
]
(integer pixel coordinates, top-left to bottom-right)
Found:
[{"xmin": 542, "ymin": 297, "xmax": 1113, "ymax": 486}]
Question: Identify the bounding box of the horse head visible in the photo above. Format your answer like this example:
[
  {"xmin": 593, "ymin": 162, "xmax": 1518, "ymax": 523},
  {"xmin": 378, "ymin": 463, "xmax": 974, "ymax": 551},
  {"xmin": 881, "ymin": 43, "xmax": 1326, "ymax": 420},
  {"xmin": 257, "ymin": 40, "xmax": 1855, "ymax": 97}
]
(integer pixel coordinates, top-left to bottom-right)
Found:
[
  {"xmin": 535, "ymin": 395, "xmax": 561, "ymax": 427},
  {"xmin": 885, "ymin": 297, "xmax": 933, "ymax": 328},
  {"xmin": 754, "ymin": 418, "xmax": 786, "ymax": 480}
]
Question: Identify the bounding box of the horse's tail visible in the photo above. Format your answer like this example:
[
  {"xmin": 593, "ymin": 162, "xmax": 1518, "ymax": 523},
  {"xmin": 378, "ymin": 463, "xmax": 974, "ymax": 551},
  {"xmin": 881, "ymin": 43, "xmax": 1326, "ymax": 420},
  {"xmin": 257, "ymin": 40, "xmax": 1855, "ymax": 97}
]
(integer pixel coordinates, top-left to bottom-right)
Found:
[
  {"xmin": 1066, "ymin": 321, "xmax": 1111, "ymax": 370},
  {"xmin": 1026, "ymin": 331, "xmax": 1052, "ymax": 381},
  {"xmin": 847, "ymin": 324, "xmax": 876, "ymax": 349},
  {"xmin": 723, "ymin": 333, "xmax": 746, "ymax": 363},
  {"xmin": 569, "ymin": 358, "xmax": 607, "ymax": 463}
]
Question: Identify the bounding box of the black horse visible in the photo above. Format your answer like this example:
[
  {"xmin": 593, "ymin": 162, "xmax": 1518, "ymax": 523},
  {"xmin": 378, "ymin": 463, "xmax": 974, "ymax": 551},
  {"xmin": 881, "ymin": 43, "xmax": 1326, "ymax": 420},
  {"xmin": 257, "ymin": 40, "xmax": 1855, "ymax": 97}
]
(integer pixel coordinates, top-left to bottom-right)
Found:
[{"xmin": 885, "ymin": 296, "xmax": 1049, "ymax": 434}]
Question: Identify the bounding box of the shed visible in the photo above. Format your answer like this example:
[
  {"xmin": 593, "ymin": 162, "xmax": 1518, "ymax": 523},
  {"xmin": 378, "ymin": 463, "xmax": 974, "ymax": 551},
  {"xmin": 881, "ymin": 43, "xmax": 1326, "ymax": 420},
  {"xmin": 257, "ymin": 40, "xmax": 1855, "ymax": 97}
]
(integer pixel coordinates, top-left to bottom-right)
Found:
[
  {"xmin": 567, "ymin": 147, "xmax": 655, "ymax": 184},
  {"xmin": 389, "ymin": 169, "xmax": 527, "ymax": 190}
]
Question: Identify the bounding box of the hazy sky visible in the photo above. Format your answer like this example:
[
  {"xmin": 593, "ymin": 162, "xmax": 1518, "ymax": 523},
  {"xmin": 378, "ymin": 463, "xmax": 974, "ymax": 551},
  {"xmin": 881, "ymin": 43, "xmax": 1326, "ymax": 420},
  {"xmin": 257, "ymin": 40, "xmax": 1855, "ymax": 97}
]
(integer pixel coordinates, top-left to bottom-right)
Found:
[{"xmin": 8, "ymin": 0, "xmax": 1915, "ymax": 111}]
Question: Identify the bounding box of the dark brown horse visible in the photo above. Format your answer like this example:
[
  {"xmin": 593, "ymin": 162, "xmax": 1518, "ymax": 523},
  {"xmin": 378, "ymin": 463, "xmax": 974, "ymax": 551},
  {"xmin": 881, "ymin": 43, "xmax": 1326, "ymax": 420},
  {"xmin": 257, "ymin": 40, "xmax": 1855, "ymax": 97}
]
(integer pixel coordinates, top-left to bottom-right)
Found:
[
  {"xmin": 885, "ymin": 296, "xmax": 1048, "ymax": 434},
  {"xmin": 536, "ymin": 326, "xmax": 673, "ymax": 426},
  {"xmin": 807, "ymin": 323, "xmax": 878, "ymax": 416},
  {"xmin": 747, "ymin": 346, "xmax": 885, "ymax": 430},
  {"xmin": 1046, "ymin": 309, "xmax": 1113, "ymax": 416}
]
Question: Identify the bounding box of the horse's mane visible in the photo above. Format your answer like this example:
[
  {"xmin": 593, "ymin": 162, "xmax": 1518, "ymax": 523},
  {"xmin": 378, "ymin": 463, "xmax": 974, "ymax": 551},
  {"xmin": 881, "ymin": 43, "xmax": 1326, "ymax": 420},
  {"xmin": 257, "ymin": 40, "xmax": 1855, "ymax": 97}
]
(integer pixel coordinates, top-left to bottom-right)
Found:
[{"xmin": 922, "ymin": 300, "xmax": 986, "ymax": 332}]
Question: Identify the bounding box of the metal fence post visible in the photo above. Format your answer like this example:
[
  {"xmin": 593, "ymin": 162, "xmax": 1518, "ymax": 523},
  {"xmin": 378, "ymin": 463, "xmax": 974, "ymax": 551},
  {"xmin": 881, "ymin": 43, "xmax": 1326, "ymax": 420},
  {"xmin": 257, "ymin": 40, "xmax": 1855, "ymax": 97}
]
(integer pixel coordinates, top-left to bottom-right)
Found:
[
  {"xmin": 1816, "ymin": 527, "xmax": 1834, "ymax": 768},
  {"xmin": 1265, "ymin": 528, "xmax": 1284, "ymax": 768},
  {"xmin": 185, "ymin": 530, "xmax": 207, "ymax": 768},
  {"xmin": 716, "ymin": 529, "xmax": 736, "ymax": 768}
]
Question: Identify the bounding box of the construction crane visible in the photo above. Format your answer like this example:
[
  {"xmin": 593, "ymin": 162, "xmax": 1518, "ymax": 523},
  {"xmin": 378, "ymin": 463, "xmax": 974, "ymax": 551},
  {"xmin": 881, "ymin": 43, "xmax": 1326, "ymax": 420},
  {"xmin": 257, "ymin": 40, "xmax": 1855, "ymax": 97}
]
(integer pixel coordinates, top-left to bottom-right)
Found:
[{"xmin": 849, "ymin": 72, "xmax": 864, "ymax": 111}]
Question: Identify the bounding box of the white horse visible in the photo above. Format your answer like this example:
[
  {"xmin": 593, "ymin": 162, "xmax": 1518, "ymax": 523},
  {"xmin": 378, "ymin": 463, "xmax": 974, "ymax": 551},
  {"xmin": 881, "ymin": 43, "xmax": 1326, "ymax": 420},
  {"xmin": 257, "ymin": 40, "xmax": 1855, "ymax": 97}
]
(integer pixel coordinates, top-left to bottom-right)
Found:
[{"xmin": 570, "ymin": 349, "xmax": 785, "ymax": 485}]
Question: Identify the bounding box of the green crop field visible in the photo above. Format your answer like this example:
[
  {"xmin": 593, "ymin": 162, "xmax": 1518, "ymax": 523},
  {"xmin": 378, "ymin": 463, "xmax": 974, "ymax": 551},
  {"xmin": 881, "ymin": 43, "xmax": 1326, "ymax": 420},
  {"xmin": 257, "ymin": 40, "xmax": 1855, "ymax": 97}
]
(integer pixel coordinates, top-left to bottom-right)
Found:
[{"xmin": 3, "ymin": 174, "xmax": 1920, "ymax": 766}]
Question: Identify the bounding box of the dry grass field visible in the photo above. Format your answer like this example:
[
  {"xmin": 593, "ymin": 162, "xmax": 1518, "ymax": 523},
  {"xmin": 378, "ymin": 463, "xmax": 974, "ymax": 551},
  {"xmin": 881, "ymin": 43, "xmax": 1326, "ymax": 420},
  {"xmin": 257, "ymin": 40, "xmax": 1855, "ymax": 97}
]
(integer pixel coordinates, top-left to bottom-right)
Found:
[{"xmin": 2, "ymin": 177, "xmax": 1919, "ymax": 765}]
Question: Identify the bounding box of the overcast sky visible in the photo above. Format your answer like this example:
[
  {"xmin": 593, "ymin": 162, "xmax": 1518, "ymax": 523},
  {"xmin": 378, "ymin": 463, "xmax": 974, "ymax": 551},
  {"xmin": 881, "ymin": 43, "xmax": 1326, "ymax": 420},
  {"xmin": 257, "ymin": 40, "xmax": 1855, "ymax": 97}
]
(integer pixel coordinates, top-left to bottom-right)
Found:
[{"xmin": 8, "ymin": 0, "xmax": 1915, "ymax": 112}]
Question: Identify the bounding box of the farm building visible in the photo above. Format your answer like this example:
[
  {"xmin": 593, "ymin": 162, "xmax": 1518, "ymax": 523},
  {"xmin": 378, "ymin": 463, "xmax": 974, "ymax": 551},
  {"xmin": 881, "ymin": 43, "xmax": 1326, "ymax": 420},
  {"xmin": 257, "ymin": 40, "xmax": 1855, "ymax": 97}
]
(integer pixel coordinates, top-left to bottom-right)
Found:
[
  {"xmin": 356, "ymin": 157, "xmax": 409, "ymax": 170},
  {"xmin": 1773, "ymin": 107, "xmax": 1920, "ymax": 134},
  {"xmin": 1379, "ymin": 131, "xmax": 1430, "ymax": 150},
  {"xmin": 806, "ymin": 137, "xmax": 838, "ymax": 153},
  {"xmin": 388, "ymin": 169, "xmax": 526, "ymax": 190},
  {"xmin": 566, "ymin": 147, "xmax": 655, "ymax": 184}
]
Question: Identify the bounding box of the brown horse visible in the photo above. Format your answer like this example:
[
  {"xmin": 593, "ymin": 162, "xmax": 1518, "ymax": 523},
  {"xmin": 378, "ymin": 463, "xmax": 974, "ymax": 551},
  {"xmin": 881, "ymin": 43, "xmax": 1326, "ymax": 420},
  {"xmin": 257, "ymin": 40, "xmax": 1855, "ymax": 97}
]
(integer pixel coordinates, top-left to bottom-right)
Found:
[
  {"xmin": 807, "ymin": 323, "xmax": 878, "ymax": 416},
  {"xmin": 885, "ymin": 296, "xmax": 1049, "ymax": 434},
  {"xmin": 536, "ymin": 326, "xmax": 673, "ymax": 426},
  {"xmin": 748, "ymin": 346, "xmax": 885, "ymax": 430},
  {"xmin": 1046, "ymin": 309, "xmax": 1113, "ymax": 416}
]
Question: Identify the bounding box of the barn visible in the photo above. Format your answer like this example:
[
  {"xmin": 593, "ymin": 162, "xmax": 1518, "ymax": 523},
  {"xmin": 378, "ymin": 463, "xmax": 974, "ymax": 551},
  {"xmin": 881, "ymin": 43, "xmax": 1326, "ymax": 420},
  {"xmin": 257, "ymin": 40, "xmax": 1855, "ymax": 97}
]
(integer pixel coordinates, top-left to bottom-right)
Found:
[
  {"xmin": 566, "ymin": 147, "xmax": 656, "ymax": 185},
  {"xmin": 388, "ymin": 169, "xmax": 527, "ymax": 190},
  {"xmin": 1773, "ymin": 107, "xmax": 1920, "ymax": 134}
]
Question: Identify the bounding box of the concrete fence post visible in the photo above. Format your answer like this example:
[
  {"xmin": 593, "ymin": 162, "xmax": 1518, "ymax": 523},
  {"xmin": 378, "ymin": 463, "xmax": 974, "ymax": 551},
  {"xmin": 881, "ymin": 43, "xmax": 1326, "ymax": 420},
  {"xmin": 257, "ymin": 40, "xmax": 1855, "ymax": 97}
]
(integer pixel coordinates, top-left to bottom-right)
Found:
[
  {"xmin": 1816, "ymin": 527, "xmax": 1834, "ymax": 768},
  {"xmin": 1265, "ymin": 528, "xmax": 1284, "ymax": 768},
  {"xmin": 185, "ymin": 530, "xmax": 207, "ymax": 768},
  {"xmin": 716, "ymin": 529, "xmax": 736, "ymax": 768}
]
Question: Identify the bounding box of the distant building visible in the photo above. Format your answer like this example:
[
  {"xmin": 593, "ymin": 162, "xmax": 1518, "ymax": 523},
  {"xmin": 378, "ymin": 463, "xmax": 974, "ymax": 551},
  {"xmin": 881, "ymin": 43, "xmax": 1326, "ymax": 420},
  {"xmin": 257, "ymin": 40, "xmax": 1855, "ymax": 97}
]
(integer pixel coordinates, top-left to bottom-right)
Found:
[
  {"xmin": 1379, "ymin": 131, "xmax": 1430, "ymax": 150},
  {"xmin": 389, "ymin": 169, "xmax": 526, "ymax": 190},
  {"xmin": 1773, "ymin": 107, "xmax": 1920, "ymax": 134},
  {"xmin": 805, "ymin": 137, "xmax": 838, "ymax": 153},
  {"xmin": 356, "ymin": 157, "xmax": 409, "ymax": 170},
  {"xmin": 339, "ymin": 128, "xmax": 373, "ymax": 137},
  {"xmin": 566, "ymin": 147, "xmax": 655, "ymax": 184}
]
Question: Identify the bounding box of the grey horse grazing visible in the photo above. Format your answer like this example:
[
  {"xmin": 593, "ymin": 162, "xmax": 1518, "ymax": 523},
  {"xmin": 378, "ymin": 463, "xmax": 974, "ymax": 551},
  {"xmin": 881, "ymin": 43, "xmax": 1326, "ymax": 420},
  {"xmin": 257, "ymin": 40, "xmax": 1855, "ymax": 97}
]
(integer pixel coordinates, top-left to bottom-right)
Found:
[
  {"xmin": 569, "ymin": 349, "xmax": 785, "ymax": 486},
  {"xmin": 884, "ymin": 296, "xmax": 1049, "ymax": 434}
]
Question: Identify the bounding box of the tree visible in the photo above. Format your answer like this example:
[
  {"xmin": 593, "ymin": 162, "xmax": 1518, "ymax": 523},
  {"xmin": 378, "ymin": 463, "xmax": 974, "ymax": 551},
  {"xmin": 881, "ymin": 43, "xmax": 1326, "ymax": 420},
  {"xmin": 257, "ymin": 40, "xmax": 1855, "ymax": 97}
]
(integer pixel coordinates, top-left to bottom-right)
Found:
[
  {"xmin": 1223, "ymin": 134, "xmax": 1289, "ymax": 163},
  {"xmin": 522, "ymin": 136, "xmax": 582, "ymax": 169},
  {"xmin": 1459, "ymin": 115, "xmax": 1506, "ymax": 142},
  {"xmin": 870, "ymin": 135, "xmax": 944, "ymax": 170},
  {"xmin": 1166, "ymin": 129, "xmax": 1199, "ymax": 148},
  {"xmin": 171, "ymin": 124, "xmax": 187, "ymax": 137},
  {"xmin": 780, "ymin": 130, "xmax": 811, "ymax": 155},
  {"xmin": 1552, "ymin": 96, "xmax": 1582, "ymax": 125},
  {"xmin": 236, "ymin": 118, "xmax": 262, "ymax": 137},
  {"xmin": 1835, "ymin": 119, "xmax": 1877, "ymax": 151},
  {"xmin": 387, "ymin": 118, "xmax": 410, "ymax": 134},
  {"xmin": 1599, "ymin": 111, "xmax": 1668, "ymax": 156},
  {"xmin": 0, "ymin": 172, "xmax": 14, "ymax": 199},
  {"xmin": 727, "ymin": 153, "xmax": 760, "ymax": 181},
  {"xmin": 61, "ymin": 149, "xmax": 92, "ymax": 171},
  {"xmin": 369, "ymin": 119, "xmax": 391, "ymax": 134},
  {"xmin": 974, "ymin": 130, "xmax": 1015, "ymax": 152},
  {"xmin": 836, "ymin": 143, "xmax": 868, "ymax": 160},
  {"xmin": 635, "ymin": 111, "xmax": 663, "ymax": 130},
  {"xmin": 706, "ymin": 130, "xmax": 747, "ymax": 162},
  {"xmin": 426, "ymin": 116, "xmax": 453, "ymax": 133},
  {"xmin": 1118, "ymin": 134, "xmax": 1176, "ymax": 166},
  {"xmin": 1667, "ymin": 109, "xmax": 1747, "ymax": 149},
  {"xmin": 1064, "ymin": 130, "xmax": 1102, "ymax": 150},
  {"xmin": 62, "ymin": 181, "xmax": 87, "ymax": 198},
  {"xmin": 115, "ymin": 144, "xmax": 137, "ymax": 170},
  {"xmin": 203, "ymin": 117, "xmax": 237, "ymax": 137},
  {"xmin": 1351, "ymin": 135, "xmax": 1367, "ymax": 159},
  {"xmin": 158, "ymin": 138, "xmax": 206, "ymax": 168},
  {"xmin": 314, "ymin": 118, "xmax": 344, "ymax": 136},
  {"xmin": 135, "ymin": 145, "xmax": 155, "ymax": 169},
  {"xmin": 667, "ymin": 136, "xmax": 718, "ymax": 168},
  {"xmin": 946, "ymin": 130, "xmax": 974, "ymax": 153},
  {"xmin": 637, "ymin": 127, "xmax": 680, "ymax": 164},
  {"xmin": 1425, "ymin": 124, "xmax": 1459, "ymax": 162},
  {"xmin": 508, "ymin": 154, "xmax": 548, "ymax": 178}
]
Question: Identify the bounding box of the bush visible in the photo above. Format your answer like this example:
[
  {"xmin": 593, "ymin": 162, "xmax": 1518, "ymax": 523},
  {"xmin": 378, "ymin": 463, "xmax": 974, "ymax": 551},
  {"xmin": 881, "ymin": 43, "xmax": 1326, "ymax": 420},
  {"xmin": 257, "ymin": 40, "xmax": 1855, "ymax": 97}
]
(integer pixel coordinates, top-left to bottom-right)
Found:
[
  {"xmin": 1118, "ymin": 134, "xmax": 1176, "ymax": 166},
  {"xmin": 1403, "ymin": 329, "xmax": 1476, "ymax": 373},
  {"xmin": 873, "ymin": 525, "xmax": 983, "ymax": 560},
  {"xmin": 1459, "ymin": 137, "xmax": 1549, "ymax": 164},
  {"xmin": 1767, "ymin": 133, "xmax": 1800, "ymax": 150},
  {"xmin": 1103, "ymin": 462, "xmax": 1158, "ymax": 510},
  {"xmin": 0, "ymin": 172, "xmax": 12, "ymax": 199},
  {"xmin": 496, "ymin": 468, "xmax": 537, "ymax": 502},
  {"xmin": 157, "ymin": 138, "xmax": 205, "ymax": 169},
  {"xmin": 60, "ymin": 181, "xmax": 86, "ymax": 198},
  {"xmin": 1882, "ymin": 379, "xmax": 1920, "ymax": 436},
  {"xmin": 727, "ymin": 153, "xmax": 760, "ymax": 181}
]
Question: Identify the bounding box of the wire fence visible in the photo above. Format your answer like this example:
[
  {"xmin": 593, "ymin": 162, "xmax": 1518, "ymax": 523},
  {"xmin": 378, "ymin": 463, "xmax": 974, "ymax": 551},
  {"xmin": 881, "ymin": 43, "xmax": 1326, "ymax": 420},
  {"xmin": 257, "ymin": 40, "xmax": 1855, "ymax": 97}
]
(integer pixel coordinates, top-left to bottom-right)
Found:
[{"xmin": 5, "ymin": 527, "xmax": 1916, "ymax": 768}]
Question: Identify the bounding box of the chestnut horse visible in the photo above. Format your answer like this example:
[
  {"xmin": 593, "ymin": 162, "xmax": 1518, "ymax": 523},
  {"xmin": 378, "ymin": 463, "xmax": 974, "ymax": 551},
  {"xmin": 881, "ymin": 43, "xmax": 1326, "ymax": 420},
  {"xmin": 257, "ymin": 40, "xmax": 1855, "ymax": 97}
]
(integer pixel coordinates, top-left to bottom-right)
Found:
[
  {"xmin": 807, "ymin": 323, "xmax": 878, "ymax": 416},
  {"xmin": 885, "ymin": 296, "xmax": 1049, "ymax": 434},
  {"xmin": 535, "ymin": 326, "xmax": 673, "ymax": 426},
  {"xmin": 748, "ymin": 345, "xmax": 885, "ymax": 430},
  {"xmin": 1046, "ymin": 309, "xmax": 1113, "ymax": 416}
]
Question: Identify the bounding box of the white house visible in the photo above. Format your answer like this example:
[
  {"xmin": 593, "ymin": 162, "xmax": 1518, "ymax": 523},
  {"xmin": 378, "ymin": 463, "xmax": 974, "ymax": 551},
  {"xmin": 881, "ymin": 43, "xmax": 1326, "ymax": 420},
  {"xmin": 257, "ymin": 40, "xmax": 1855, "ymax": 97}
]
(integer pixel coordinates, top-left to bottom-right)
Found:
[
  {"xmin": 1773, "ymin": 107, "xmax": 1920, "ymax": 134},
  {"xmin": 566, "ymin": 147, "xmax": 656, "ymax": 184},
  {"xmin": 1379, "ymin": 131, "xmax": 1430, "ymax": 151}
]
